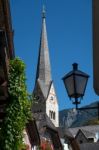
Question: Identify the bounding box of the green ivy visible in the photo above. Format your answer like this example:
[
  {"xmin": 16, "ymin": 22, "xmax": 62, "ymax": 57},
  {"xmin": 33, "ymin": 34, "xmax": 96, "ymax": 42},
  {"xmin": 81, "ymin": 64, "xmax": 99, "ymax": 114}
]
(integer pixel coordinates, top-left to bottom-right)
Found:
[{"xmin": 0, "ymin": 58, "xmax": 32, "ymax": 150}]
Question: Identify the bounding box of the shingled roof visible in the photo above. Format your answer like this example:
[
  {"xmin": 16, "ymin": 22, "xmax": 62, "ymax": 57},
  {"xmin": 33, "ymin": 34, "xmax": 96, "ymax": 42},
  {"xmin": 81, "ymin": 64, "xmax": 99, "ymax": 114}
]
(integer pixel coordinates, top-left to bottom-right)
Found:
[
  {"xmin": 75, "ymin": 129, "xmax": 95, "ymax": 139},
  {"xmin": 35, "ymin": 79, "xmax": 52, "ymax": 99},
  {"xmin": 33, "ymin": 112, "xmax": 56, "ymax": 132},
  {"xmin": 80, "ymin": 143, "xmax": 99, "ymax": 150},
  {"xmin": 36, "ymin": 6, "xmax": 52, "ymax": 86},
  {"xmin": 69, "ymin": 125, "xmax": 99, "ymax": 137},
  {"xmin": 57, "ymin": 127, "xmax": 80, "ymax": 150},
  {"xmin": 33, "ymin": 112, "xmax": 63, "ymax": 150},
  {"xmin": 33, "ymin": 7, "xmax": 53, "ymax": 103},
  {"xmin": 57, "ymin": 127, "xmax": 74, "ymax": 139}
]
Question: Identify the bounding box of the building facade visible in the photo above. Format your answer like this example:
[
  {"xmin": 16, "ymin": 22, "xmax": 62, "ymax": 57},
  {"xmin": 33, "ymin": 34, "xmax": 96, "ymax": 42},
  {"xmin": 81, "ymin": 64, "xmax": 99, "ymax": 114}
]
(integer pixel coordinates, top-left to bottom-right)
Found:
[
  {"xmin": 75, "ymin": 129, "xmax": 95, "ymax": 144},
  {"xmin": 69, "ymin": 125, "xmax": 99, "ymax": 142},
  {"xmin": 0, "ymin": 0, "xmax": 14, "ymax": 123}
]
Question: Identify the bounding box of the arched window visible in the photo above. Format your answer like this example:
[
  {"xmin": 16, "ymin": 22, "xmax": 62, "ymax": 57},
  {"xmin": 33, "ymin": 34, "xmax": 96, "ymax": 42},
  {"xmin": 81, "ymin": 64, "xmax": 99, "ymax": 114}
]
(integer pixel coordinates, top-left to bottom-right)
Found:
[
  {"xmin": 49, "ymin": 110, "xmax": 53, "ymax": 119},
  {"xmin": 49, "ymin": 111, "xmax": 51, "ymax": 118},
  {"xmin": 53, "ymin": 112, "xmax": 55, "ymax": 120},
  {"xmin": 49, "ymin": 111, "xmax": 56, "ymax": 120},
  {"xmin": 51, "ymin": 111, "xmax": 53, "ymax": 119}
]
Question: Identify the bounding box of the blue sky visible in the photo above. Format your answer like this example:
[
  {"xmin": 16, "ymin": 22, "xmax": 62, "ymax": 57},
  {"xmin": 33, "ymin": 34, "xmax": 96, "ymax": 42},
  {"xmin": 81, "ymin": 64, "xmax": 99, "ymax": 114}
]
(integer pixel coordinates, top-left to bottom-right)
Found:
[{"xmin": 10, "ymin": 0, "xmax": 99, "ymax": 110}]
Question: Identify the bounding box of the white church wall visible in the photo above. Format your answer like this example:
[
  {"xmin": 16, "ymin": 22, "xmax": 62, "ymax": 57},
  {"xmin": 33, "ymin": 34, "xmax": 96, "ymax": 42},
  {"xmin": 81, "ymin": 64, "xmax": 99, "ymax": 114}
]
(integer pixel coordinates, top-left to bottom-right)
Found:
[{"xmin": 46, "ymin": 83, "xmax": 59, "ymax": 127}]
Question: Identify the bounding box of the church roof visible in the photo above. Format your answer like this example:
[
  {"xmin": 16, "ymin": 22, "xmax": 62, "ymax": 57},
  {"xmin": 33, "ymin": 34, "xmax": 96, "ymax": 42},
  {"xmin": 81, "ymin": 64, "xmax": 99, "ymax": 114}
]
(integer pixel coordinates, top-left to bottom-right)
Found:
[
  {"xmin": 80, "ymin": 143, "xmax": 99, "ymax": 150},
  {"xmin": 33, "ymin": 112, "xmax": 63, "ymax": 150},
  {"xmin": 33, "ymin": 112, "xmax": 56, "ymax": 132},
  {"xmin": 36, "ymin": 6, "xmax": 52, "ymax": 86},
  {"xmin": 37, "ymin": 79, "xmax": 52, "ymax": 99},
  {"xmin": 57, "ymin": 127, "xmax": 74, "ymax": 139},
  {"xmin": 33, "ymin": 7, "xmax": 53, "ymax": 102}
]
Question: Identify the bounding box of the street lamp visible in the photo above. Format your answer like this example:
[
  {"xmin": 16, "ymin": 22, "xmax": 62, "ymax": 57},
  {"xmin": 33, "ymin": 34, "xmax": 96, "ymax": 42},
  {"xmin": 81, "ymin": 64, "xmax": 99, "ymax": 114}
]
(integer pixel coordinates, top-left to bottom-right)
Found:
[{"xmin": 62, "ymin": 63, "xmax": 89, "ymax": 109}]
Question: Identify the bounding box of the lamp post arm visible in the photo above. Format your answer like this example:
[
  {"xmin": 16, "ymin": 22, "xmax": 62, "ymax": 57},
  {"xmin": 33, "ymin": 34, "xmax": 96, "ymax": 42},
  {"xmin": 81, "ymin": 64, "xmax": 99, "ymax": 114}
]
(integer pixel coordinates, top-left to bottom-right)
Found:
[{"xmin": 75, "ymin": 97, "xmax": 78, "ymax": 110}]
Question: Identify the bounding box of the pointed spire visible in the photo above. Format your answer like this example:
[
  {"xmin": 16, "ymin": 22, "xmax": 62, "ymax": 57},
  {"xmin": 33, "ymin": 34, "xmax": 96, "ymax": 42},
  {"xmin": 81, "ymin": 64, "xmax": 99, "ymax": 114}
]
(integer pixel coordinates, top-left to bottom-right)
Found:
[
  {"xmin": 36, "ymin": 6, "xmax": 52, "ymax": 86},
  {"xmin": 42, "ymin": 5, "xmax": 46, "ymax": 18}
]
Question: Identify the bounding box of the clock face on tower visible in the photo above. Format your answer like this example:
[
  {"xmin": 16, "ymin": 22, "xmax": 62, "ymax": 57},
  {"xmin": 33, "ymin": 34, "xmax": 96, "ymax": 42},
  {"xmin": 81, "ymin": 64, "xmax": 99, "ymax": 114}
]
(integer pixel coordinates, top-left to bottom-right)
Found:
[
  {"xmin": 49, "ymin": 95, "xmax": 56, "ymax": 105},
  {"xmin": 50, "ymin": 96, "xmax": 53, "ymax": 100}
]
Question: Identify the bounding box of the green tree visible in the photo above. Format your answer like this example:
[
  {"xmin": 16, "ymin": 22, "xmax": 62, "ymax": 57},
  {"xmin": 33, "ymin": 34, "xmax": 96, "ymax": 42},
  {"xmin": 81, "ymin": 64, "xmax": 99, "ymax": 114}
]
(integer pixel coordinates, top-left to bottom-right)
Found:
[{"xmin": 0, "ymin": 58, "xmax": 31, "ymax": 150}]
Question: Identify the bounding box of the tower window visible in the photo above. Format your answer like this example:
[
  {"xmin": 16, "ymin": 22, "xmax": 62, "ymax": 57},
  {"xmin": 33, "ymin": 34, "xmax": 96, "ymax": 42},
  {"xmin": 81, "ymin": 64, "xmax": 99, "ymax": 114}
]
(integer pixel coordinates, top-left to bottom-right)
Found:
[
  {"xmin": 53, "ymin": 112, "xmax": 55, "ymax": 120},
  {"xmin": 49, "ymin": 111, "xmax": 55, "ymax": 120},
  {"xmin": 49, "ymin": 110, "xmax": 52, "ymax": 119}
]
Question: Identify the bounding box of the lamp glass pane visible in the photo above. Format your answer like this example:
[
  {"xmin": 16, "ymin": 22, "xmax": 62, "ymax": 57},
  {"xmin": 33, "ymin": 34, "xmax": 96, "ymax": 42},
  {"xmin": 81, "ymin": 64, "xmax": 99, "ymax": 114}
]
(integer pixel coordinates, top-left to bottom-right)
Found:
[
  {"xmin": 75, "ymin": 75, "xmax": 88, "ymax": 96},
  {"xmin": 64, "ymin": 75, "xmax": 74, "ymax": 96}
]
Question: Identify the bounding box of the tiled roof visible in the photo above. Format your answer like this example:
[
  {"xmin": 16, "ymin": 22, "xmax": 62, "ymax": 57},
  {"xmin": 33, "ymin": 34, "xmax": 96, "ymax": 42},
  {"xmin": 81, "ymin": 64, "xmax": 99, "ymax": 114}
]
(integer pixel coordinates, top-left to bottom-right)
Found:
[
  {"xmin": 57, "ymin": 127, "xmax": 74, "ymax": 139},
  {"xmin": 36, "ymin": 8, "xmax": 52, "ymax": 86},
  {"xmin": 33, "ymin": 112, "xmax": 56, "ymax": 131},
  {"xmin": 69, "ymin": 125, "xmax": 99, "ymax": 137},
  {"xmin": 34, "ymin": 113, "xmax": 63, "ymax": 150},
  {"xmin": 57, "ymin": 127, "xmax": 80, "ymax": 150},
  {"xmin": 37, "ymin": 79, "xmax": 52, "ymax": 99},
  {"xmin": 80, "ymin": 143, "xmax": 99, "ymax": 150},
  {"xmin": 79, "ymin": 129, "xmax": 95, "ymax": 138}
]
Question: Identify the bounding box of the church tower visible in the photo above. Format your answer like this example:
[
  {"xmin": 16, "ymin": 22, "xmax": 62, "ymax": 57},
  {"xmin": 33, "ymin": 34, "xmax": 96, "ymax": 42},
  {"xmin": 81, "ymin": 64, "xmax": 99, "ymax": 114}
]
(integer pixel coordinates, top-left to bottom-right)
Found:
[{"xmin": 33, "ymin": 7, "xmax": 59, "ymax": 127}]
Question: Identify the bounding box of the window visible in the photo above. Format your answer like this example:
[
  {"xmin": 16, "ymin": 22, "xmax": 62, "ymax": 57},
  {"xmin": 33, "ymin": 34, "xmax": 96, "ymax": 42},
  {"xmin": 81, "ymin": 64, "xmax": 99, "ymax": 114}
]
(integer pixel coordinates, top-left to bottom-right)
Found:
[
  {"xmin": 49, "ymin": 111, "xmax": 52, "ymax": 118},
  {"xmin": 49, "ymin": 111, "xmax": 56, "ymax": 120},
  {"xmin": 53, "ymin": 112, "xmax": 55, "ymax": 120}
]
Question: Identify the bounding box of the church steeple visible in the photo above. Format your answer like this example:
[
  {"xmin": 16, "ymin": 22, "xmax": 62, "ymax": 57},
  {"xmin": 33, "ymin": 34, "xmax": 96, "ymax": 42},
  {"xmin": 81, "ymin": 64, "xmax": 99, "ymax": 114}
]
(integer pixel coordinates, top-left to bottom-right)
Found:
[
  {"xmin": 33, "ymin": 7, "xmax": 59, "ymax": 127},
  {"xmin": 36, "ymin": 6, "xmax": 52, "ymax": 86}
]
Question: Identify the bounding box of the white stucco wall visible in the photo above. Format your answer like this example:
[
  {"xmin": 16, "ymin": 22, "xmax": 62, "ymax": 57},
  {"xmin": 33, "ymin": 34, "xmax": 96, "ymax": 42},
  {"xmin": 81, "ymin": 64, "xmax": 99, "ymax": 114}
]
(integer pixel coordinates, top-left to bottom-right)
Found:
[
  {"xmin": 46, "ymin": 83, "xmax": 59, "ymax": 127},
  {"xmin": 64, "ymin": 144, "xmax": 70, "ymax": 150},
  {"xmin": 23, "ymin": 130, "xmax": 31, "ymax": 150}
]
